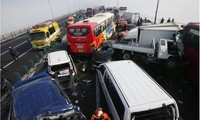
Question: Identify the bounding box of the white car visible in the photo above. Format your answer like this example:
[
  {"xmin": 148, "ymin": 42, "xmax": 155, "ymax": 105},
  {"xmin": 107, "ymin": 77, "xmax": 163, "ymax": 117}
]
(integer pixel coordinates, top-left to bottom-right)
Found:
[
  {"xmin": 95, "ymin": 60, "xmax": 180, "ymax": 120},
  {"xmin": 47, "ymin": 50, "xmax": 77, "ymax": 92}
]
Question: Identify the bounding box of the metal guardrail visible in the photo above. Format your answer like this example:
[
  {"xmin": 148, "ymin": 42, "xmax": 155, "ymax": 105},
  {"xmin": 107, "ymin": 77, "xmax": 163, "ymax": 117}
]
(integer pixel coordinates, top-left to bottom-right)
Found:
[
  {"xmin": 0, "ymin": 14, "xmax": 68, "ymax": 42},
  {"xmin": 0, "ymin": 45, "xmax": 55, "ymax": 117},
  {"xmin": 0, "ymin": 27, "xmax": 32, "ymax": 41}
]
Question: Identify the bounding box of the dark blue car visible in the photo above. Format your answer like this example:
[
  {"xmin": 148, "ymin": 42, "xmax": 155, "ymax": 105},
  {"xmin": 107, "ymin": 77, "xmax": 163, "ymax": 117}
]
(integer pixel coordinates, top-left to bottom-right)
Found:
[{"xmin": 8, "ymin": 72, "xmax": 85, "ymax": 120}]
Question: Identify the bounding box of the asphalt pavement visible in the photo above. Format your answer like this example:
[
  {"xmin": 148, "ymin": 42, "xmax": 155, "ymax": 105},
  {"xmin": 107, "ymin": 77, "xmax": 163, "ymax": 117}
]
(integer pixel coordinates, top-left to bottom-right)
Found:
[{"xmin": 1, "ymin": 28, "xmax": 199, "ymax": 120}]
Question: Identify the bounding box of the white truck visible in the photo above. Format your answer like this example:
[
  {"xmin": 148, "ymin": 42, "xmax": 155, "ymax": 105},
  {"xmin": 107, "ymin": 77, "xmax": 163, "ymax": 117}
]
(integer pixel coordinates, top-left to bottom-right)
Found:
[{"xmin": 110, "ymin": 23, "xmax": 183, "ymax": 68}]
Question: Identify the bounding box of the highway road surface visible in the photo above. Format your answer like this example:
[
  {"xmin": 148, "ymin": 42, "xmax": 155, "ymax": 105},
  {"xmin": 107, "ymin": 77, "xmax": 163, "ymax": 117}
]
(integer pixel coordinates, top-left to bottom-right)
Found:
[{"xmin": 1, "ymin": 14, "xmax": 199, "ymax": 120}]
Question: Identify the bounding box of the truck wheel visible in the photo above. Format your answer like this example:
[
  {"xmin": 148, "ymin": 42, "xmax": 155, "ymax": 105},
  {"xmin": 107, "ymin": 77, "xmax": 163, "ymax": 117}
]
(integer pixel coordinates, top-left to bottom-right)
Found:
[
  {"xmin": 166, "ymin": 58, "xmax": 177, "ymax": 69},
  {"xmin": 123, "ymin": 52, "xmax": 131, "ymax": 60},
  {"xmin": 57, "ymin": 38, "xmax": 62, "ymax": 43}
]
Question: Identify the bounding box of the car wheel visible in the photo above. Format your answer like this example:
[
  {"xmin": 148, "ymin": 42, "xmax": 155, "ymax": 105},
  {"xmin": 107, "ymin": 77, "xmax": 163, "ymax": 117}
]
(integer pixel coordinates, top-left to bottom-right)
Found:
[
  {"xmin": 166, "ymin": 58, "xmax": 177, "ymax": 69},
  {"xmin": 123, "ymin": 52, "xmax": 131, "ymax": 60}
]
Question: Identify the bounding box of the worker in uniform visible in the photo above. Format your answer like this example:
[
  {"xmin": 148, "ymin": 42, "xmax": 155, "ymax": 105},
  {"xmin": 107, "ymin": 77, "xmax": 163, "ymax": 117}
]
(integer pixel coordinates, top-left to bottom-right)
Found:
[
  {"xmin": 167, "ymin": 18, "xmax": 171, "ymax": 23},
  {"xmin": 90, "ymin": 108, "xmax": 111, "ymax": 120},
  {"xmin": 116, "ymin": 18, "xmax": 129, "ymax": 39},
  {"xmin": 65, "ymin": 15, "xmax": 75, "ymax": 27},
  {"xmin": 160, "ymin": 17, "xmax": 164, "ymax": 23}
]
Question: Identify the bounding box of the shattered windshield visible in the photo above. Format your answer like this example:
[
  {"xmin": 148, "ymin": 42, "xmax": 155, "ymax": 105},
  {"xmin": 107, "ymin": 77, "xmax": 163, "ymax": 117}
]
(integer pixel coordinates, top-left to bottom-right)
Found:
[
  {"xmin": 37, "ymin": 110, "xmax": 78, "ymax": 120},
  {"xmin": 29, "ymin": 32, "xmax": 46, "ymax": 41},
  {"xmin": 37, "ymin": 108, "xmax": 87, "ymax": 120},
  {"xmin": 50, "ymin": 63, "xmax": 70, "ymax": 72}
]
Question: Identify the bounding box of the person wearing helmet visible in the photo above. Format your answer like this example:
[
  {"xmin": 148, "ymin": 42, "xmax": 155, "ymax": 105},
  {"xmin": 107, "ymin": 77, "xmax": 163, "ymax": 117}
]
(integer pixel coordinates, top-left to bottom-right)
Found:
[{"xmin": 90, "ymin": 108, "xmax": 111, "ymax": 120}]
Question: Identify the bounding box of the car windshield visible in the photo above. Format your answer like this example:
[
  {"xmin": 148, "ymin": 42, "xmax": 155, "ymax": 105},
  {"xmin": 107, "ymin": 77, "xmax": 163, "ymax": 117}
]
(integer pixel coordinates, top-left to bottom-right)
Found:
[
  {"xmin": 29, "ymin": 32, "xmax": 46, "ymax": 41},
  {"xmin": 37, "ymin": 110, "xmax": 84, "ymax": 120},
  {"xmin": 50, "ymin": 63, "xmax": 70, "ymax": 72}
]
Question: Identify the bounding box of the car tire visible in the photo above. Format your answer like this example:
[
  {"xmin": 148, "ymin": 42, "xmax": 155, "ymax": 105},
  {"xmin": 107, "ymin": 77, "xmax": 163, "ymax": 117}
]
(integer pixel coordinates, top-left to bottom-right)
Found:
[
  {"xmin": 166, "ymin": 58, "xmax": 177, "ymax": 69},
  {"xmin": 123, "ymin": 52, "xmax": 131, "ymax": 60}
]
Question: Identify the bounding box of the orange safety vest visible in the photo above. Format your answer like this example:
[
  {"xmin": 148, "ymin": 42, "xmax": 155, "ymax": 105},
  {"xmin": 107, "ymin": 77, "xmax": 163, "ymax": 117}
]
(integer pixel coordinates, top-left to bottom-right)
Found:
[{"xmin": 90, "ymin": 113, "xmax": 111, "ymax": 120}]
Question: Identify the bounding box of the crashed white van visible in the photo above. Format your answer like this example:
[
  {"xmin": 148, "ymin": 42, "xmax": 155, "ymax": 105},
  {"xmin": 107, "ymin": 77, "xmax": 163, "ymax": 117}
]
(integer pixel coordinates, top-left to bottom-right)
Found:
[
  {"xmin": 96, "ymin": 60, "xmax": 180, "ymax": 120},
  {"xmin": 47, "ymin": 50, "xmax": 77, "ymax": 92}
]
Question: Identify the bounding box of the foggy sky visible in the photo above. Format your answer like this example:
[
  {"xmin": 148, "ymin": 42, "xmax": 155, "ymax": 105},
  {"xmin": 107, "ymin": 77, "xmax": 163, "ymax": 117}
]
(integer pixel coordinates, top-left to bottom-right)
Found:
[{"xmin": 1, "ymin": 0, "xmax": 199, "ymax": 34}]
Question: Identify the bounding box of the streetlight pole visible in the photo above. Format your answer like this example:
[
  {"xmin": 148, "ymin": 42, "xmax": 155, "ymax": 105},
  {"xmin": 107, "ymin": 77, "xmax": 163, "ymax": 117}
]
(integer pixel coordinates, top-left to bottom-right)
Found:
[
  {"xmin": 117, "ymin": 0, "xmax": 119, "ymax": 8},
  {"xmin": 48, "ymin": 0, "xmax": 55, "ymax": 19},
  {"xmin": 154, "ymin": 0, "xmax": 159, "ymax": 24},
  {"xmin": 66, "ymin": 0, "xmax": 71, "ymax": 14}
]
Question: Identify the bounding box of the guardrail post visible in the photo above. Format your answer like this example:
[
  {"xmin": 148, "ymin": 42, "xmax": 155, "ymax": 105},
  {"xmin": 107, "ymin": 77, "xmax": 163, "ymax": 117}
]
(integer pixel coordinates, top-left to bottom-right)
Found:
[
  {"xmin": 28, "ymin": 60, "xmax": 35, "ymax": 68},
  {"xmin": 14, "ymin": 72, "xmax": 21, "ymax": 82},
  {"xmin": 4, "ymin": 79, "xmax": 13, "ymax": 91},
  {"xmin": 43, "ymin": 48, "xmax": 48, "ymax": 54},
  {"xmin": 22, "ymin": 65, "xmax": 29, "ymax": 74},
  {"xmin": 38, "ymin": 51, "xmax": 44, "ymax": 59},
  {"xmin": 34, "ymin": 55, "xmax": 40, "ymax": 63},
  {"xmin": 46, "ymin": 46, "xmax": 51, "ymax": 52}
]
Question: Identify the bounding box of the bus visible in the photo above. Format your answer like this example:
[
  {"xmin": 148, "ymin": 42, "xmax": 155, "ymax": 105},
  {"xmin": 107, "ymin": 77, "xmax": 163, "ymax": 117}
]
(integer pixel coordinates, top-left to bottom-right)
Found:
[
  {"xmin": 182, "ymin": 22, "xmax": 199, "ymax": 86},
  {"xmin": 66, "ymin": 12, "xmax": 115, "ymax": 54}
]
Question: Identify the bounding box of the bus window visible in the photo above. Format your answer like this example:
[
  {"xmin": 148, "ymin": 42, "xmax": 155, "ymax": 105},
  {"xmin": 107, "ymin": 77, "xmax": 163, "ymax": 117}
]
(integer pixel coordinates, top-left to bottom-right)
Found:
[
  {"xmin": 100, "ymin": 22, "xmax": 106, "ymax": 32},
  {"xmin": 94, "ymin": 25, "xmax": 102, "ymax": 37},
  {"xmin": 68, "ymin": 28, "xmax": 89, "ymax": 36},
  {"xmin": 182, "ymin": 22, "xmax": 199, "ymax": 86},
  {"xmin": 183, "ymin": 28, "xmax": 199, "ymax": 52}
]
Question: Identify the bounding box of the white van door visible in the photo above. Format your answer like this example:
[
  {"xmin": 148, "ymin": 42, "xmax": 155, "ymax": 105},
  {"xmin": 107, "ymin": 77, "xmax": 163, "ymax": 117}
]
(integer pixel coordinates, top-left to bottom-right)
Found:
[
  {"xmin": 96, "ymin": 68, "xmax": 120, "ymax": 120},
  {"xmin": 69, "ymin": 55, "xmax": 77, "ymax": 75}
]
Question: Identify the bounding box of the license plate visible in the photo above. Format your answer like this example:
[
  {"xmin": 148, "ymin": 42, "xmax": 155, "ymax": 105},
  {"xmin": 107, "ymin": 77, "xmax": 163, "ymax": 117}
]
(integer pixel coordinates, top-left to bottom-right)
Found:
[
  {"xmin": 78, "ymin": 49, "xmax": 84, "ymax": 52},
  {"xmin": 77, "ymin": 45, "xmax": 83, "ymax": 48}
]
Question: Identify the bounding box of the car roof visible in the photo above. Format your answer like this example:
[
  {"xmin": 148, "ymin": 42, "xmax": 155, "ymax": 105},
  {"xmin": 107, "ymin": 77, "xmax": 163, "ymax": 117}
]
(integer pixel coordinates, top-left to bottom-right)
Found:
[
  {"xmin": 12, "ymin": 72, "xmax": 72, "ymax": 120},
  {"xmin": 78, "ymin": 12, "xmax": 114, "ymax": 24},
  {"xmin": 103, "ymin": 60, "xmax": 174, "ymax": 112},
  {"xmin": 48, "ymin": 50, "xmax": 71, "ymax": 66},
  {"xmin": 139, "ymin": 22, "xmax": 183, "ymax": 31}
]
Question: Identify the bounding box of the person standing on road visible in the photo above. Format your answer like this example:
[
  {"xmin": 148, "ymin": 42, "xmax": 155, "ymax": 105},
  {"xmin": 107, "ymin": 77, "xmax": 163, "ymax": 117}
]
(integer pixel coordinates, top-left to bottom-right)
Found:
[
  {"xmin": 90, "ymin": 108, "xmax": 111, "ymax": 120},
  {"xmin": 167, "ymin": 18, "xmax": 171, "ymax": 23},
  {"xmin": 160, "ymin": 17, "xmax": 164, "ymax": 23},
  {"xmin": 8, "ymin": 46, "xmax": 19, "ymax": 60}
]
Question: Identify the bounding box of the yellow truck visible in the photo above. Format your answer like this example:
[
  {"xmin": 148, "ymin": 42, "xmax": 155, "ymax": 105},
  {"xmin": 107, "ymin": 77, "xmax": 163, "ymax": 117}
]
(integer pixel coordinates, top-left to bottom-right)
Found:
[{"xmin": 29, "ymin": 20, "xmax": 61, "ymax": 49}]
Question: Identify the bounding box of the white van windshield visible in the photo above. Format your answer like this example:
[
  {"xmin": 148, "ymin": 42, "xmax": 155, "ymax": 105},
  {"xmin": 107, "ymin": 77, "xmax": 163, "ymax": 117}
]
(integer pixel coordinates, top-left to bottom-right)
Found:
[
  {"xmin": 50, "ymin": 63, "xmax": 70, "ymax": 72},
  {"xmin": 131, "ymin": 104, "xmax": 176, "ymax": 120}
]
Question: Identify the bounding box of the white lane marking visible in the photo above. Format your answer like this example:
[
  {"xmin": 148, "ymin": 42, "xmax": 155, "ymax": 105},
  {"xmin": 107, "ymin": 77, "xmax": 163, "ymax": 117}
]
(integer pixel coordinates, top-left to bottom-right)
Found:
[
  {"xmin": 2, "ymin": 47, "xmax": 33, "ymax": 69},
  {"xmin": 1, "ymin": 41, "xmax": 28, "ymax": 56},
  {"xmin": 1, "ymin": 19, "xmax": 66, "ymax": 69},
  {"xmin": 1, "ymin": 19, "xmax": 66, "ymax": 43},
  {"xmin": 1, "ymin": 35, "xmax": 28, "ymax": 46}
]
